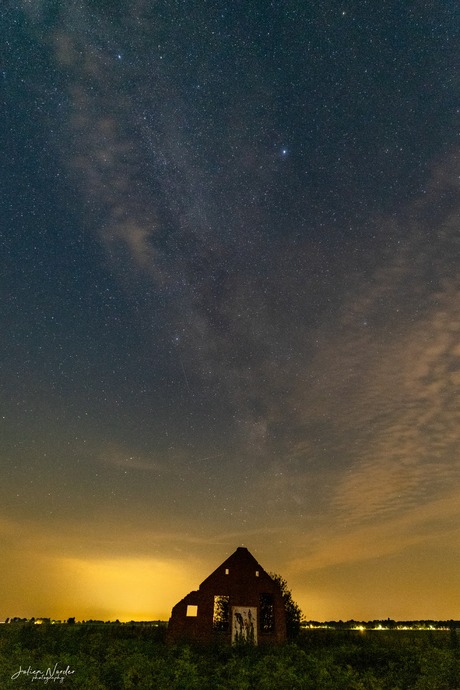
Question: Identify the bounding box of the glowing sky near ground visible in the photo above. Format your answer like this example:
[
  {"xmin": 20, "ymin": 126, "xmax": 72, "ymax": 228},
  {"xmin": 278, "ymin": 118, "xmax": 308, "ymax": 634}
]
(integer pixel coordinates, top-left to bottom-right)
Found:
[{"xmin": 1, "ymin": 0, "xmax": 459, "ymax": 622}]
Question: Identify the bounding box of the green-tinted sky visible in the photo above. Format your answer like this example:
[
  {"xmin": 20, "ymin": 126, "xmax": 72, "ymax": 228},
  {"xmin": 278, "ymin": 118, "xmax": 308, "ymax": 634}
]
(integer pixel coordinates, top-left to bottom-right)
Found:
[{"xmin": 1, "ymin": 0, "xmax": 459, "ymax": 621}]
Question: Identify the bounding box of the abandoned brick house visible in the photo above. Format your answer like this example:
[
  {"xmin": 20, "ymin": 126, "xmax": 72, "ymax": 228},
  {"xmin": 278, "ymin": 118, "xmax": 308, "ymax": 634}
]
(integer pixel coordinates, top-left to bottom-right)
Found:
[{"xmin": 167, "ymin": 547, "xmax": 287, "ymax": 644}]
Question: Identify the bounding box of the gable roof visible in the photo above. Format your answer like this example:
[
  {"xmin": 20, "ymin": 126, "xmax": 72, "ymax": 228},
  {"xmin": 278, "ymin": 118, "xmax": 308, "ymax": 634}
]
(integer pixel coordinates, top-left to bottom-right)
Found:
[{"xmin": 200, "ymin": 547, "xmax": 271, "ymax": 587}]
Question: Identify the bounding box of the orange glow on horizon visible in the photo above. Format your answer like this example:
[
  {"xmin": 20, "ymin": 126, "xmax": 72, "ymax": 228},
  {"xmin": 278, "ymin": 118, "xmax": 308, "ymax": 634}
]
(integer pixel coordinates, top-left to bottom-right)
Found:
[{"xmin": 57, "ymin": 557, "xmax": 194, "ymax": 621}]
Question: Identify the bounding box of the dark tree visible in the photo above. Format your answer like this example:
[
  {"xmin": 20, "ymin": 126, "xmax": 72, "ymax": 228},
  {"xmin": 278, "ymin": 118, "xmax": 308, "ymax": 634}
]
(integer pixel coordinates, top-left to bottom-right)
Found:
[{"xmin": 270, "ymin": 572, "xmax": 302, "ymax": 639}]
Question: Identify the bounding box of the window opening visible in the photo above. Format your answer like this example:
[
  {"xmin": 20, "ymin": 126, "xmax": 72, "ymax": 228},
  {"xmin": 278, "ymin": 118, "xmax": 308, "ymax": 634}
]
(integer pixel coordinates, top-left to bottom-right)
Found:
[
  {"xmin": 213, "ymin": 595, "xmax": 230, "ymax": 631},
  {"xmin": 186, "ymin": 604, "xmax": 198, "ymax": 617},
  {"xmin": 260, "ymin": 593, "xmax": 275, "ymax": 633}
]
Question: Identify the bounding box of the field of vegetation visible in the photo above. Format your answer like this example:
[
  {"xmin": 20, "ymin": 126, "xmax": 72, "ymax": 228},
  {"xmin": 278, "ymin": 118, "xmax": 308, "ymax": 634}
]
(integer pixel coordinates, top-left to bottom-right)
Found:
[{"xmin": 0, "ymin": 622, "xmax": 459, "ymax": 689}]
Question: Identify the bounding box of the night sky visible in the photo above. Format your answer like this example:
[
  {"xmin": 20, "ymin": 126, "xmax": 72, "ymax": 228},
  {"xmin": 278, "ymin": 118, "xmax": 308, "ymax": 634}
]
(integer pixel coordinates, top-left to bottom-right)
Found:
[{"xmin": 1, "ymin": 1, "xmax": 459, "ymax": 622}]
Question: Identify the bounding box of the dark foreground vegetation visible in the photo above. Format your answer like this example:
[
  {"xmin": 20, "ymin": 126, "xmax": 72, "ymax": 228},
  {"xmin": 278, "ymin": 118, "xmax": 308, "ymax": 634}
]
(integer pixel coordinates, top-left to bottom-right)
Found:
[{"xmin": 1, "ymin": 623, "xmax": 459, "ymax": 689}]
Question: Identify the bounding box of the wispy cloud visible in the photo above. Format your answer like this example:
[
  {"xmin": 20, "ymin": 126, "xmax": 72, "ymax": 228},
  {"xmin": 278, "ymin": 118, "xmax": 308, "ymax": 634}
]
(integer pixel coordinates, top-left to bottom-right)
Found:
[
  {"xmin": 289, "ymin": 485, "xmax": 460, "ymax": 574},
  {"xmin": 98, "ymin": 443, "xmax": 165, "ymax": 473}
]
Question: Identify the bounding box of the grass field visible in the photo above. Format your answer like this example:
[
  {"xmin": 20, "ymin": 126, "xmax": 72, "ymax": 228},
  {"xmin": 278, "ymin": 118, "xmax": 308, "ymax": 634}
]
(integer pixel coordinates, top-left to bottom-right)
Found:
[{"xmin": 0, "ymin": 623, "xmax": 459, "ymax": 689}]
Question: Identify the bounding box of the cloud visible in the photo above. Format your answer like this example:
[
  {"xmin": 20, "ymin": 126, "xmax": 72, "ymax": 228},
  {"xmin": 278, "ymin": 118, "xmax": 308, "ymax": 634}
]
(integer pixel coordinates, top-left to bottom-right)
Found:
[
  {"xmin": 98, "ymin": 443, "xmax": 166, "ymax": 473},
  {"xmin": 289, "ymin": 485, "xmax": 460, "ymax": 574},
  {"xmin": 22, "ymin": 0, "xmax": 460, "ymax": 519}
]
